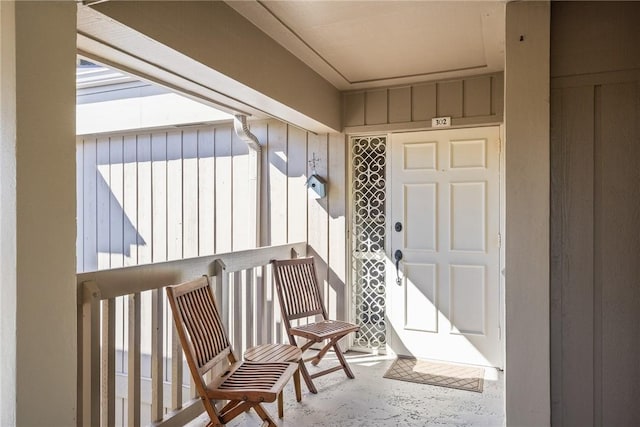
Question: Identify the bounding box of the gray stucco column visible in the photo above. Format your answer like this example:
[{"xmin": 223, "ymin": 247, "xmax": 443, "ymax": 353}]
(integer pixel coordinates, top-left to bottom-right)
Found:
[
  {"xmin": 504, "ymin": 1, "xmax": 551, "ymax": 425},
  {"xmin": 0, "ymin": 2, "xmax": 77, "ymax": 426}
]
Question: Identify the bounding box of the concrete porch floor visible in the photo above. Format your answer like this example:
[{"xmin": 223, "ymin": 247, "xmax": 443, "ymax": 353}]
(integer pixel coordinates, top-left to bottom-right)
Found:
[{"xmin": 190, "ymin": 352, "xmax": 505, "ymax": 426}]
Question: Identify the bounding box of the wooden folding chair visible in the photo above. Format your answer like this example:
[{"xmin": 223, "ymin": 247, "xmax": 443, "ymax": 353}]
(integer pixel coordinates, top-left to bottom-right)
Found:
[
  {"xmin": 271, "ymin": 257, "xmax": 360, "ymax": 394},
  {"xmin": 166, "ymin": 276, "xmax": 298, "ymax": 427}
]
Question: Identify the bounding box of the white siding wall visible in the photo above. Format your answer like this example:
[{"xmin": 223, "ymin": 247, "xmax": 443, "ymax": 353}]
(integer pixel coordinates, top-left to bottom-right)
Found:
[{"xmin": 77, "ymin": 119, "xmax": 347, "ymax": 314}]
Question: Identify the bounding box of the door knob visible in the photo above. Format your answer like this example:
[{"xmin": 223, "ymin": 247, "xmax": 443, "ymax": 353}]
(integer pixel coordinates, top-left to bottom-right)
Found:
[{"xmin": 394, "ymin": 250, "xmax": 403, "ymax": 285}]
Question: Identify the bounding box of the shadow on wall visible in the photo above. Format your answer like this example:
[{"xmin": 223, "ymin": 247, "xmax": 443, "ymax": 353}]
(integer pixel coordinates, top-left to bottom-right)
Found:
[
  {"xmin": 307, "ymin": 246, "xmax": 346, "ymax": 320},
  {"xmin": 94, "ymin": 171, "xmax": 146, "ymax": 258}
]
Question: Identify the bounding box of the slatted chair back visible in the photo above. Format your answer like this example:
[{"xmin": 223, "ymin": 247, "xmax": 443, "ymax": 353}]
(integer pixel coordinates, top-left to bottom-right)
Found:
[
  {"xmin": 272, "ymin": 257, "xmax": 327, "ymax": 321},
  {"xmin": 166, "ymin": 276, "xmax": 234, "ymax": 399}
]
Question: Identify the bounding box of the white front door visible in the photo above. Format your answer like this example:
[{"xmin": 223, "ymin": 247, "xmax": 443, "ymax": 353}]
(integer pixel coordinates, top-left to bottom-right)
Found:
[{"xmin": 387, "ymin": 127, "xmax": 502, "ymax": 368}]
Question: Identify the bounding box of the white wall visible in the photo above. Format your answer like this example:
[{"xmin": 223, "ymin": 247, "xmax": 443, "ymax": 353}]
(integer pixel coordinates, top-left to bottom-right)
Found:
[
  {"xmin": 504, "ymin": 2, "xmax": 550, "ymax": 426},
  {"xmin": 0, "ymin": 2, "xmax": 77, "ymax": 426}
]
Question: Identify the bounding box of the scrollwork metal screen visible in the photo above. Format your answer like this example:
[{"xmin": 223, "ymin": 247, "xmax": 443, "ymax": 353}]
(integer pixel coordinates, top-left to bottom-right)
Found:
[{"xmin": 351, "ymin": 136, "xmax": 387, "ymax": 350}]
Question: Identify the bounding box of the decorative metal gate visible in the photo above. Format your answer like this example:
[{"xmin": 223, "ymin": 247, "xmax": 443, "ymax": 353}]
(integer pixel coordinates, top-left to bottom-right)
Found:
[{"xmin": 350, "ymin": 136, "xmax": 387, "ymax": 351}]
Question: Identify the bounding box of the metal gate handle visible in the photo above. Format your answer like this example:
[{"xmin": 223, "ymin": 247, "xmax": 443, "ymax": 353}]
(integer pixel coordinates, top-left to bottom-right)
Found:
[{"xmin": 394, "ymin": 250, "xmax": 403, "ymax": 285}]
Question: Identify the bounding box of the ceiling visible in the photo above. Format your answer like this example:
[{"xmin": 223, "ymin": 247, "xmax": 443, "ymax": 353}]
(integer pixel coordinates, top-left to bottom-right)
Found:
[{"xmin": 226, "ymin": 1, "xmax": 506, "ymax": 91}]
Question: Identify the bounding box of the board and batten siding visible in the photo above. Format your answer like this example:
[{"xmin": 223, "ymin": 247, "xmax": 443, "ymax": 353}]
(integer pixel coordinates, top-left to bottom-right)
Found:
[
  {"xmin": 551, "ymin": 71, "xmax": 640, "ymax": 427},
  {"xmin": 343, "ymin": 72, "xmax": 503, "ymax": 133},
  {"xmin": 550, "ymin": 3, "xmax": 640, "ymax": 426},
  {"xmin": 76, "ymin": 119, "xmax": 347, "ymax": 318}
]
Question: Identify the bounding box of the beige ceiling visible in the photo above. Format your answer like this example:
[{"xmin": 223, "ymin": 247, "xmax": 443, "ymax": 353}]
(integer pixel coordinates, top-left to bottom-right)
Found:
[{"xmin": 226, "ymin": 1, "xmax": 506, "ymax": 91}]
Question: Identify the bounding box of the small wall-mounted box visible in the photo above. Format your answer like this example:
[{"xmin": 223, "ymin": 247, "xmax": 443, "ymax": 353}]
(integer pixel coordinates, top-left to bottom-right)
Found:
[{"xmin": 306, "ymin": 174, "xmax": 327, "ymax": 199}]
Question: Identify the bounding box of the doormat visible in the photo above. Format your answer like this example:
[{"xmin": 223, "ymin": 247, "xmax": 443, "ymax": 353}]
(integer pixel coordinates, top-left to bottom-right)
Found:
[{"xmin": 383, "ymin": 357, "xmax": 484, "ymax": 393}]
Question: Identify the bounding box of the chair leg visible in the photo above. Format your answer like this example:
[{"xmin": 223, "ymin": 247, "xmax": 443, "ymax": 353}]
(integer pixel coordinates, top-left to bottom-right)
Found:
[
  {"xmin": 294, "ymin": 368, "xmax": 302, "ymax": 402},
  {"xmin": 277, "ymin": 391, "xmax": 284, "ymax": 418},
  {"xmin": 202, "ymin": 398, "xmax": 225, "ymax": 427},
  {"xmin": 298, "ymin": 359, "xmax": 318, "ymax": 394},
  {"xmin": 333, "ymin": 342, "xmax": 355, "ymax": 379},
  {"xmin": 253, "ymin": 402, "xmax": 278, "ymax": 427},
  {"xmin": 205, "ymin": 416, "xmax": 224, "ymax": 427}
]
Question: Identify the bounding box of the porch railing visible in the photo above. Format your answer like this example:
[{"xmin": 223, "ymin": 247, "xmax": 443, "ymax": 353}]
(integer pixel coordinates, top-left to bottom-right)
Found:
[{"xmin": 77, "ymin": 242, "xmax": 307, "ymax": 427}]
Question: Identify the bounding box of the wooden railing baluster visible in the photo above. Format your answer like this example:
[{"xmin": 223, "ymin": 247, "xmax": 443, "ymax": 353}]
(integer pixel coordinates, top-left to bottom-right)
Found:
[
  {"xmin": 102, "ymin": 298, "xmax": 116, "ymax": 427},
  {"xmin": 128, "ymin": 293, "xmax": 141, "ymax": 427},
  {"xmin": 81, "ymin": 280, "xmax": 101, "ymax": 427},
  {"xmin": 150, "ymin": 289, "xmax": 164, "ymax": 423},
  {"xmin": 170, "ymin": 324, "xmax": 182, "ymax": 411}
]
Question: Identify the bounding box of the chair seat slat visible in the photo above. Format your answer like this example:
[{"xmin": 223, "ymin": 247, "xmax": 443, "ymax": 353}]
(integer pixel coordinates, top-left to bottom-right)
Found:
[{"xmin": 291, "ymin": 320, "xmax": 360, "ymax": 340}]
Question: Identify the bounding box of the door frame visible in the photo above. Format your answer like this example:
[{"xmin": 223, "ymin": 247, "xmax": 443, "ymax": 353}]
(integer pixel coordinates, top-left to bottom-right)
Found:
[{"xmin": 346, "ymin": 126, "xmax": 505, "ymax": 368}]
